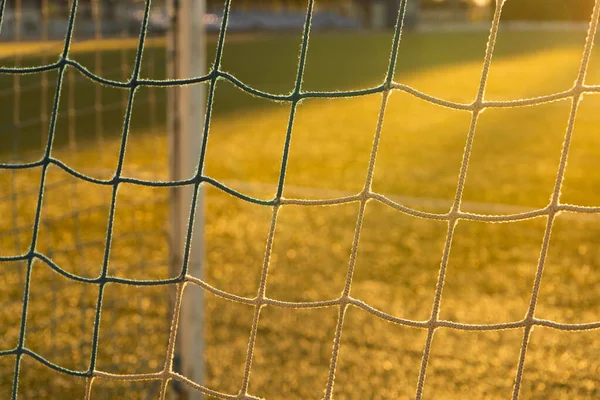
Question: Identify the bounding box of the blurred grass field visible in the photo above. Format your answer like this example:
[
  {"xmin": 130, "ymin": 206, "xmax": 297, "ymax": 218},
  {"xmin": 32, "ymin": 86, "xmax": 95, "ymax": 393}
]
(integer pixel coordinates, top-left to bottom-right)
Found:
[{"xmin": 2, "ymin": 26, "xmax": 600, "ymax": 399}]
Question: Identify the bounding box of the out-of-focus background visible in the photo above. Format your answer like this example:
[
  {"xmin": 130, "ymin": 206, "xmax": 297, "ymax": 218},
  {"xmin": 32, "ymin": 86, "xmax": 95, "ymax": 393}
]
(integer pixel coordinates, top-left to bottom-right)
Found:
[{"xmin": 1, "ymin": 0, "xmax": 600, "ymax": 399}]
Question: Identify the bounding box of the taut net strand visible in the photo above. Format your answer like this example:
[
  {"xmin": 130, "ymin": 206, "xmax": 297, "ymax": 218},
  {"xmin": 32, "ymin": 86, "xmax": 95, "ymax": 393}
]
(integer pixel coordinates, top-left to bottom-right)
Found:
[{"xmin": 1, "ymin": 0, "xmax": 600, "ymax": 399}]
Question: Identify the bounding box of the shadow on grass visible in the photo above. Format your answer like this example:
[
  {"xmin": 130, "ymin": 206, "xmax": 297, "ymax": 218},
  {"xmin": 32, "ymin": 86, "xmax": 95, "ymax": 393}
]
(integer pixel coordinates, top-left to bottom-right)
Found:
[{"xmin": 0, "ymin": 29, "xmax": 587, "ymax": 158}]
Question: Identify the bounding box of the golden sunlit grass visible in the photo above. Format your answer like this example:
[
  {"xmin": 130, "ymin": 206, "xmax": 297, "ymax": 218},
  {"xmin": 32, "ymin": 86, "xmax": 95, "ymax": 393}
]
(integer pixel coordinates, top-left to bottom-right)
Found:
[{"xmin": 2, "ymin": 28, "xmax": 600, "ymax": 399}]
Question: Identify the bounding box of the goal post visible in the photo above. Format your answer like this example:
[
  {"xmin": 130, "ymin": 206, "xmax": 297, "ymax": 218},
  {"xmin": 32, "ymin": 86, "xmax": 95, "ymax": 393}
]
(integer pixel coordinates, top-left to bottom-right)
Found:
[{"xmin": 168, "ymin": 0, "xmax": 206, "ymax": 398}]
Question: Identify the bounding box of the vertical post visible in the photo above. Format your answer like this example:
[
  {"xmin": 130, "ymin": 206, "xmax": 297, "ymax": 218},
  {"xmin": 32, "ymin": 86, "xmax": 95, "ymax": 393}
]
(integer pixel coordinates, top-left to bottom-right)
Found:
[{"xmin": 168, "ymin": 0, "xmax": 205, "ymax": 399}]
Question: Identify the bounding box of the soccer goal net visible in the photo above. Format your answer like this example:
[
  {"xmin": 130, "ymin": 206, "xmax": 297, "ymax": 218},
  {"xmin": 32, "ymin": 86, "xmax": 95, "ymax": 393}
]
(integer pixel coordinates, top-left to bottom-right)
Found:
[
  {"xmin": 1, "ymin": 0, "xmax": 600, "ymax": 399},
  {"xmin": 1, "ymin": 0, "xmax": 171, "ymax": 398}
]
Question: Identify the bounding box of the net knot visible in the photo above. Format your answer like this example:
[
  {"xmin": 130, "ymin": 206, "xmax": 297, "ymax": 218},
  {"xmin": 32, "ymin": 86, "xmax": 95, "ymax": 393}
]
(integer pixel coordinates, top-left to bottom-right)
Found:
[
  {"xmin": 129, "ymin": 77, "xmax": 140, "ymax": 89},
  {"xmin": 237, "ymin": 392, "xmax": 263, "ymax": 400},
  {"xmin": 290, "ymin": 91, "xmax": 302, "ymax": 103},
  {"xmin": 472, "ymin": 98, "xmax": 484, "ymax": 112}
]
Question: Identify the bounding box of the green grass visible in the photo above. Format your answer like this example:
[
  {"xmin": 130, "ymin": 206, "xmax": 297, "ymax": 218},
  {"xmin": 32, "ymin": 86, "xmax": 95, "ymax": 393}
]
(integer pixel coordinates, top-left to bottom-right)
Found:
[{"xmin": 2, "ymin": 28, "xmax": 600, "ymax": 399}]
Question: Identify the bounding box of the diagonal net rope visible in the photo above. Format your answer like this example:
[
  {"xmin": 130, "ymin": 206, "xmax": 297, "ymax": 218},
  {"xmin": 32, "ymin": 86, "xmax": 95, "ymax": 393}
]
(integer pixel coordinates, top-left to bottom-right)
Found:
[{"xmin": 1, "ymin": 0, "xmax": 600, "ymax": 399}]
